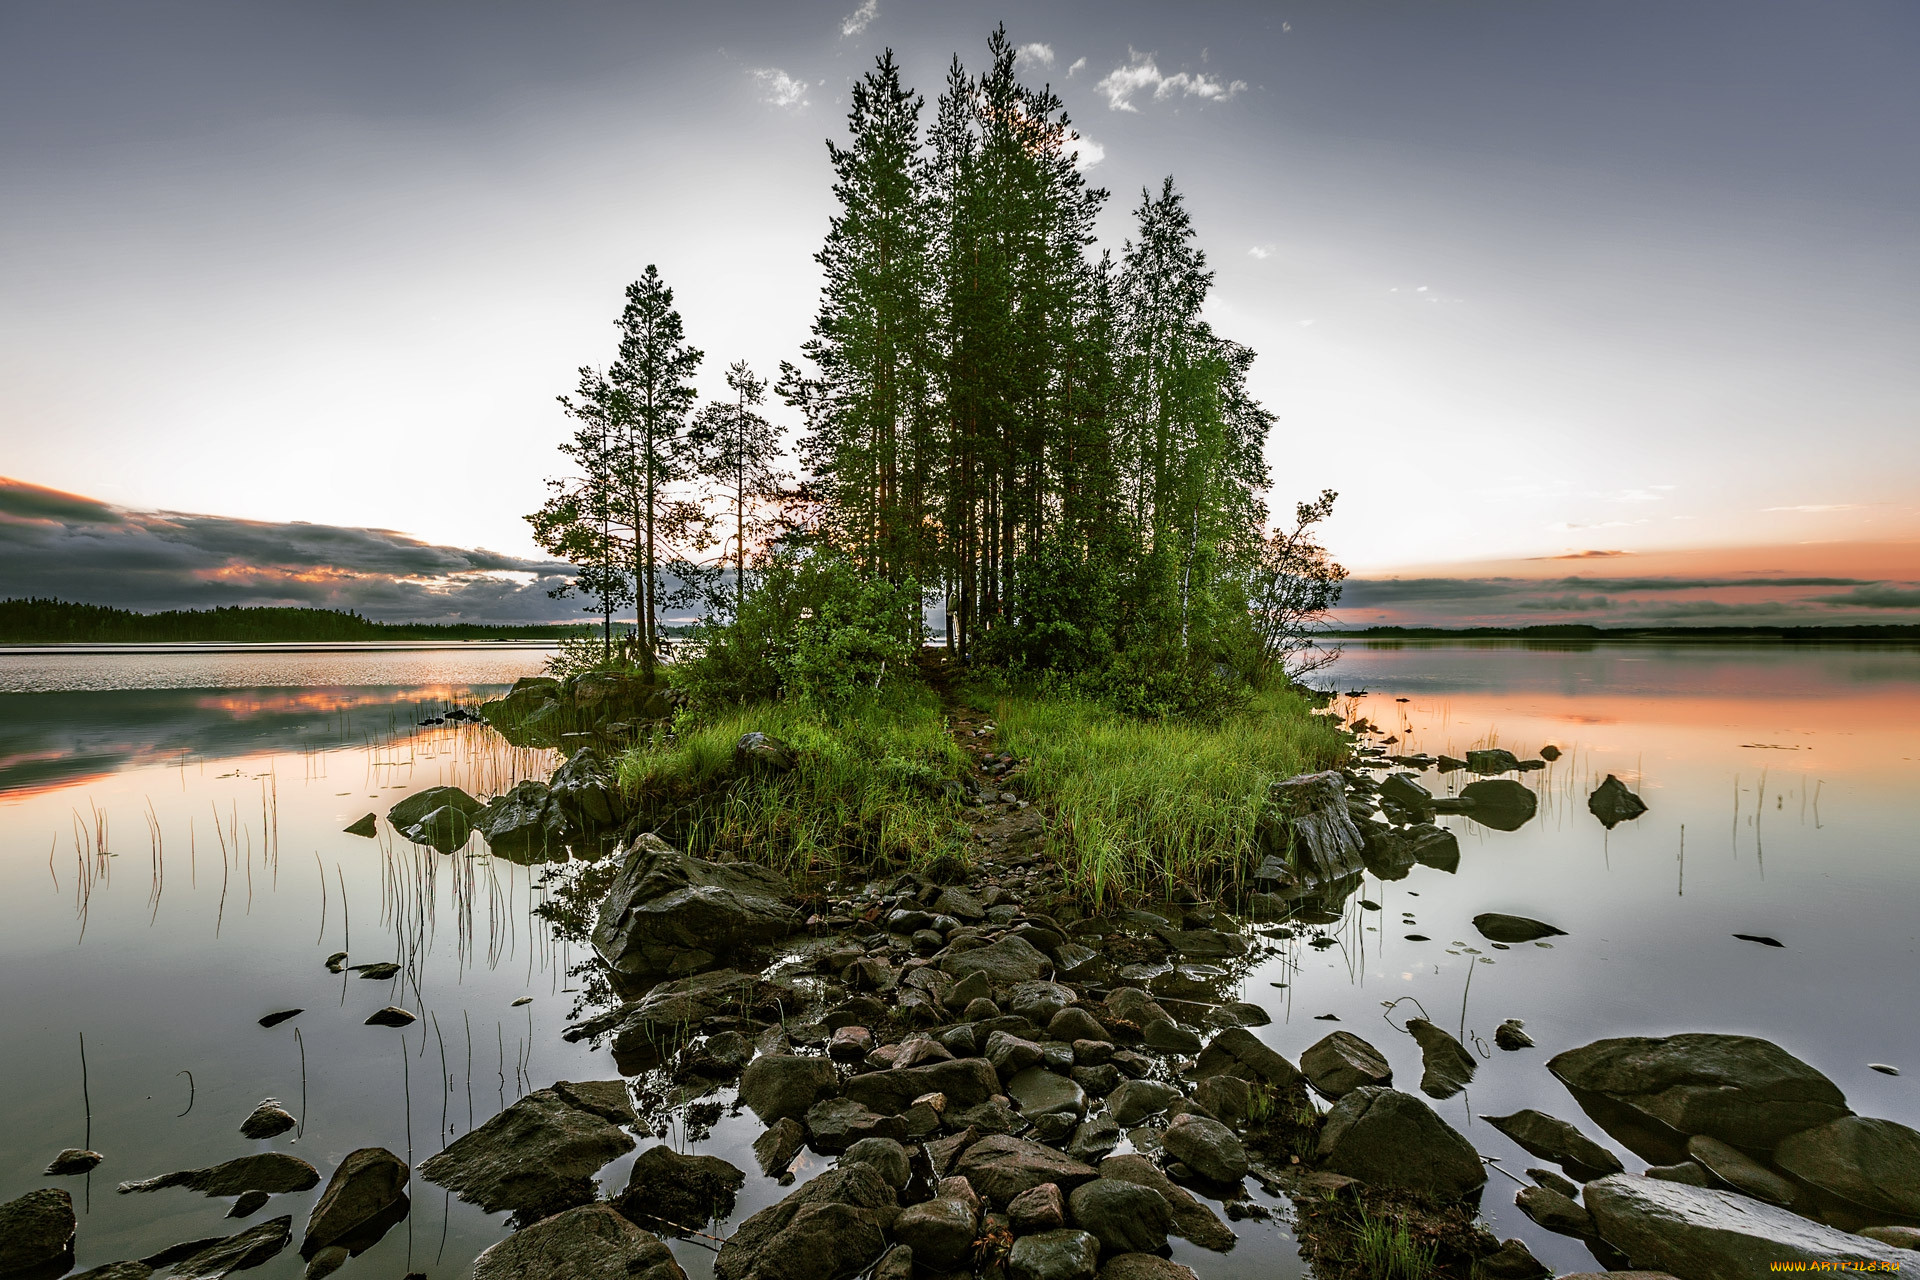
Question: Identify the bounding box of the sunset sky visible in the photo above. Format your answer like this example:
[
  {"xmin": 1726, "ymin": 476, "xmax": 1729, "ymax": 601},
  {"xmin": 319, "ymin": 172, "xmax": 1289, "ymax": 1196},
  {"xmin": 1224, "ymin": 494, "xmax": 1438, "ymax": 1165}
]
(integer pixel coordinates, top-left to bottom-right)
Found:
[{"xmin": 3, "ymin": 1, "xmax": 1916, "ymax": 626}]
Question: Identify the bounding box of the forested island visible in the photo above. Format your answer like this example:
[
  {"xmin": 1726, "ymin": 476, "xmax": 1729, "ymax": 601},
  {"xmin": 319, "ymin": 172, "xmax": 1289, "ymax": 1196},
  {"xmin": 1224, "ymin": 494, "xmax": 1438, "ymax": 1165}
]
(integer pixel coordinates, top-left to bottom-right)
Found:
[{"xmin": 0, "ymin": 598, "xmax": 592, "ymax": 644}]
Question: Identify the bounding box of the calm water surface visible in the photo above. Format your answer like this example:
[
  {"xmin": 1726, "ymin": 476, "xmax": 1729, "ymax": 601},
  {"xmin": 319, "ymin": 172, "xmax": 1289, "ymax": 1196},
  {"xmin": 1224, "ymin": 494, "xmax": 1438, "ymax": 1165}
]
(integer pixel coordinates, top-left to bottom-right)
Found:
[{"xmin": 2, "ymin": 641, "xmax": 1916, "ymax": 1278}]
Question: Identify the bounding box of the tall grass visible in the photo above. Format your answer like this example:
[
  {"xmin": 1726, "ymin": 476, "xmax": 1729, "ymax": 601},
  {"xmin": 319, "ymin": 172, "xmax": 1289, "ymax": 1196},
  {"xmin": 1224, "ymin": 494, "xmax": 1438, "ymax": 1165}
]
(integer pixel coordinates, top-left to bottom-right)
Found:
[
  {"xmin": 991, "ymin": 683, "xmax": 1347, "ymax": 903},
  {"xmin": 1350, "ymin": 1206, "xmax": 1439, "ymax": 1280},
  {"xmin": 614, "ymin": 686, "xmax": 969, "ymax": 882}
]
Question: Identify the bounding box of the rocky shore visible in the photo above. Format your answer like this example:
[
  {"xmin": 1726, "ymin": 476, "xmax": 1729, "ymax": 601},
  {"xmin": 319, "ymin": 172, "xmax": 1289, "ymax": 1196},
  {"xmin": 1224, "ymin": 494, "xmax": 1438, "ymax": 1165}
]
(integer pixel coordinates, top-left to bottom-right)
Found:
[{"xmin": 9, "ymin": 675, "xmax": 1918, "ymax": 1280}]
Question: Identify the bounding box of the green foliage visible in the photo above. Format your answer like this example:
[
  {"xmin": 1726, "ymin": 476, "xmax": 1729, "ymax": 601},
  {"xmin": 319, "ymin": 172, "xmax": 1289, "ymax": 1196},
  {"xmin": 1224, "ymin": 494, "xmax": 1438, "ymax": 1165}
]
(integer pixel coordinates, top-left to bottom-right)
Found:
[
  {"xmin": 1349, "ymin": 1206, "xmax": 1440, "ymax": 1280},
  {"xmin": 674, "ymin": 549, "xmax": 923, "ymax": 710},
  {"xmin": 615, "ymin": 684, "xmax": 968, "ymax": 880},
  {"xmin": 977, "ymin": 541, "xmax": 1118, "ymax": 675},
  {"xmin": 988, "ymin": 681, "xmax": 1347, "ymax": 903}
]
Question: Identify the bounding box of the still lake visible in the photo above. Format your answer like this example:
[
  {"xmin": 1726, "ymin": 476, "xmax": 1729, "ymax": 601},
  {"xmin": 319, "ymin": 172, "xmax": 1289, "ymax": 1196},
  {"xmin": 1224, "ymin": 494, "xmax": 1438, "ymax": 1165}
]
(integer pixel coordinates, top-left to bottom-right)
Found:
[{"xmin": 1, "ymin": 640, "xmax": 1915, "ymax": 1278}]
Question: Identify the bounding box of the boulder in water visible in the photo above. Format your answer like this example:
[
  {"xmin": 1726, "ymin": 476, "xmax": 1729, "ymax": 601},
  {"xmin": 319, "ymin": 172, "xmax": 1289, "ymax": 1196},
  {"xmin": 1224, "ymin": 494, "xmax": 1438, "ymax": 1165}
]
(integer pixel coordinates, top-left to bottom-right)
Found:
[
  {"xmin": 1301, "ymin": 1030, "xmax": 1393, "ymax": 1098},
  {"xmin": 591, "ymin": 835, "xmax": 797, "ymax": 979},
  {"xmin": 476, "ymin": 780, "xmax": 570, "ymax": 861},
  {"xmin": 1772, "ymin": 1115, "xmax": 1920, "ymax": 1219},
  {"xmin": 1485, "ymin": 1109, "xmax": 1623, "ymax": 1182},
  {"xmin": 164, "ymin": 1217, "xmax": 293, "ymax": 1279},
  {"xmin": 471, "ymin": 1203, "xmax": 684, "ymax": 1280},
  {"xmin": 1261, "ymin": 771, "xmax": 1365, "ymax": 883},
  {"xmin": 342, "ymin": 813, "xmax": 376, "ymax": 838},
  {"xmin": 302, "ymin": 1148, "xmax": 409, "ymax": 1256},
  {"xmin": 1466, "ymin": 748, "xmax": 1522, "ymax": 774},
  {"xmin": 118, "ymin": 1153, "xmax": 319, "ymax": 1198},
  {"xmin": 1459, "ymin": 779, "xmax": 1538, "ymax": 830},
  {"xmin": 417, "ymin": 1088, "xmax": 634, "ymax": 1220},
  {"xmin": 1407, "ymin": 1018, "xmax": 1477, "ymax": 1099},
  {"xmin": 614, "ymin": 1145, "xmax": 745, "ymax": 1232},
  {"xmin": 1547, "ymin": 1033, "xmax": 1851, "ymax": 1151},
  {"xmin": 1583, "ymin": 1174, "xmax": 1920, "ymax": 1280},
  {"xmin": 1316, "ymin": 1086, "xmax": 1487, "ymax": 1202},
  {"xmin": 1589, "ymin": 774, "xmax": 1649, "ymax": 828}
]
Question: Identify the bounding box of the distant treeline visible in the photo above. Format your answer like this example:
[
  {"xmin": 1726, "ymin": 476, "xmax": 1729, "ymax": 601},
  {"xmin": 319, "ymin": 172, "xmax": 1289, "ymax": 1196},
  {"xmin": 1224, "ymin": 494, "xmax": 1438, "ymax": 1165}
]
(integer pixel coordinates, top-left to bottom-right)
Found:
[
  {"xmin": 1327, "ymin": 624, "xmax": 1920, "ymax": 642},
  {"xmin": 0, "ymin": 598, "xmax": 597, "ymax": 644}
]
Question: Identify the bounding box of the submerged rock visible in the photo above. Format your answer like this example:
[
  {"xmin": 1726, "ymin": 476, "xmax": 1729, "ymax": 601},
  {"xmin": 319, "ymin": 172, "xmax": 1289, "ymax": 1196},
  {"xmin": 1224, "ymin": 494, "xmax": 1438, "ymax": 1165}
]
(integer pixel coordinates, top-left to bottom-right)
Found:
[
  {"xmin": 257, "ymin": 1009, "xmax": 301, "ymax": 1028},
  {"xmin": 1466, "ymin": 748, "xmax": 1523, "ymax": 774},
  {"xmin": 0, "ymin": 1188, "xmax": 75, "ymax": 1278},
  {"xmin": 342, "ymin": 813, "xmax": 377, "ymax": 838},
  {"xmin": 387, "ymin": 785, "xmax": 482, "ymax": 847},
  {"xmin": 471, "ymin": 1203, "xmax": 684, "ymax": 1280},
  {"xmin": 119, "ymin": 1153, "xmax": 320, "ymax": 1198},
  {"xmin": 1495, "ymin": 1019, "xmax": 1535, "ymax": 1051},
  {"xmin": 591, "ymin": 835, "xmax": 797, "ymax": 979},
  {"xmin": 1583, "ymin": 1174, "xmax": 1920, "ymax": 1280},
  {"xmin": 302, "ymin": 1148, "xmax": 409, "ymax": 1256},
  {"xmin": 363, "ymin": 1006, "xmax": 415, "ymax": 1027},
  {"xmin": 1588, "ymin": 774, "xmax": 1649, "ymax": 828},
  {"xmin": 1315, "ymin": 1086, "xmax": 1487, "ymax": 1202},
  {"xmin": 418, "ymin": 1088, "xmax": 634, "ymax": 1219},
  {"xmin": 1547, "ymin": 1033, "xmax": 1851, "ymax": 1151}
]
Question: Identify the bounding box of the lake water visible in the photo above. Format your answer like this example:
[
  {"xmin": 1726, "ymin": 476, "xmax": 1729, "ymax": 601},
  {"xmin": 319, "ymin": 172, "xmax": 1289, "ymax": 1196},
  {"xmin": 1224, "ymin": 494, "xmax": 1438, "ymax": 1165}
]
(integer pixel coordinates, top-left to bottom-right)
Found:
[{"xmin": 1, "ymin": 640, "xmax": 1915, "ymax": 1278}]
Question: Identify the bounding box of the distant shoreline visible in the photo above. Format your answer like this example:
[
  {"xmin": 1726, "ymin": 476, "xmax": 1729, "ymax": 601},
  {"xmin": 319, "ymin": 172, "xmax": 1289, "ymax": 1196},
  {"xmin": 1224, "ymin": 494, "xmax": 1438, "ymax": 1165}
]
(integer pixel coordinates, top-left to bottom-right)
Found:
[{"xmin": 1324, "ymin": 624, "xmax": 1920, "ymax": 642}]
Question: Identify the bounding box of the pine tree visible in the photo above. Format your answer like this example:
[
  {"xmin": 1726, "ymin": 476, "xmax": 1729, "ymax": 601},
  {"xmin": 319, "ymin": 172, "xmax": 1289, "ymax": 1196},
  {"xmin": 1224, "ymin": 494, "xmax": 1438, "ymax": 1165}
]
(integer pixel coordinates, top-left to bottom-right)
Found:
[
  {"xmin": 606, "ymin": 265, "xmax": 708, "ymax": 679},
  {"xmin": 691, "ymin": 360, "xmax": 787, "ymax": 621},
  {"xmin": 528, "ymin": 366, "xmax": 634, "ymax": 658}
]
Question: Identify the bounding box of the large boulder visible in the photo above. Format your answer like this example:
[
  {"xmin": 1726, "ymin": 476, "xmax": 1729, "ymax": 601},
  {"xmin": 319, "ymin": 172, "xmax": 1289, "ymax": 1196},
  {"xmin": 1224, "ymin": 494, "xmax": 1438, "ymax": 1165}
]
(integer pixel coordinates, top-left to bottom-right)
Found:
[
  {"xmin": 713, "ymin": 1164, "xmax": 895, "ymax": 1280},
  {"xmin": 1097, "ymin": 1154, "xmax": 1235, "ymax": 1251},
  {"xmin": 0, "ymin": 1188, "xmax": 75, "ymax": 1279},
  {"xmin": 472, "ymin": 1203, "xmax": 684, "ymax": 1280},
  {"xmin": 479, "ymin": 676, "xmax": 563, "ymax": 746},
  {"xmin": 1193, "ymin": 1027, "xmax": 1302, "ymax": 1089},
  {"xmin": 1006, "ymin": 1229, "xmax": 1100, "ymax": 1280},
  {"xmin": 1772, "ymin": 1115, "xmax": 1920, "ymax": 1219},
  {"xmin": 548, "ymin": 745, "xmax": 622, "ymax": 834},
  {"xmin": 1067, "ymin": 1178, "xmax": 1171, "ymax": 1255},
  {"xmin": 609, "ymin": 969, "xmax": 766, "ymax": 1072},
  {"xmin": 1485, "ymin": 1110, "xmax": 1622, "ymax": 1183},
  {"xmin": 738, "ymin": 1055, "xmax": 840, "ymax": 1124},
  {"xmin": 891, "ymin": 1195, "xmax": 979, "ymax": 1271},
  {"xmin": 614, "ymin": 1145, "xmax": 745, "ymax": 1232},
  {"xmin": 954, "ymin": 1136, "xmax": 1100, "ymax": 1208},
  {"xmin": 938, "ymin": 935, "xmax": 1054, "ymax": 985},
  {"xmin": 1301, "ymin": 1031, "xmax": 1393, "ymax": 1098},
  {"xmin": 591, "ymin": 835, "xmax": 797, "ymax": 979},
  {"xmin": 569, "ymin": 670, "xmax": 670, "ymax": 725},
  {"xmin": 301, "ymin": 1148, "xmax": 409, "ymax": 1255},
  {"xmin": 1547, "ymin": 1034, "xmax": 1851, "ymax": 1151},
  {"xmin": 1161, "ymin": 1114, "xmax": 1249, "ymax": 1184},
  {"xmin": 477, "ymin": 780, "xmax": 571, "ymax": 862},
  {"xmin": 1261, "ymin": 771, "xmax": 1364, "ymax": 883},
  {"xmin": 844, "ymin": 1058, "xmax": 1001, "ymax": 1115},
  {"xmin": 417, "ymin": 1088, "xmax": 634, "ymax": 1219},
  {"xmin": 1583, "ymin": 1174, "xmax": 1920, "ymax": 1280},
  {"xmin": 1316, "ymin": 1087, "xmax": 1487, "ymax": 1202}
]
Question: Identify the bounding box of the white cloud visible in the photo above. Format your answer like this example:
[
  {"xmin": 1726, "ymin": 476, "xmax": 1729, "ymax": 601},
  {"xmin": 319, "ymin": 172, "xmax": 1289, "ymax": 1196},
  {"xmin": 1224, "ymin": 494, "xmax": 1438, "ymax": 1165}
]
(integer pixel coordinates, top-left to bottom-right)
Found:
[
  {"xmin": 1016, "ymin": 42, "xmax": 1055, "ymax": 71},
  {"xmin": 1069, "ymin": 134, "xmax": 1105, "ymax": 170},
  {"xmin": 1248, "ymin": 245, "xmax": 1273, "ymax": 259},
  {"xmin": 1067, "ymin": 57, "xmax": 1087, "ymax": 76},
  {"xmin": 841, "ymin": 0, "xmax": 878, "ymax": 37},
  {"xmin": 1096, "ymin": 49, "xmax": 1247, "ymax": 112},
  {"xmin": 750, "ymin": 68, "xmax": 809, "ymax": 110}
]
